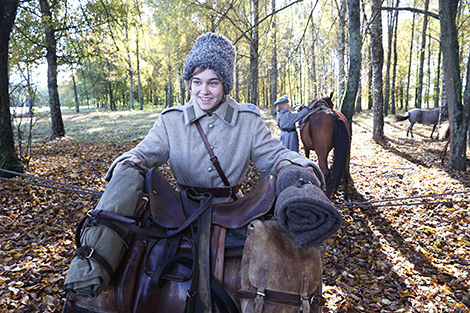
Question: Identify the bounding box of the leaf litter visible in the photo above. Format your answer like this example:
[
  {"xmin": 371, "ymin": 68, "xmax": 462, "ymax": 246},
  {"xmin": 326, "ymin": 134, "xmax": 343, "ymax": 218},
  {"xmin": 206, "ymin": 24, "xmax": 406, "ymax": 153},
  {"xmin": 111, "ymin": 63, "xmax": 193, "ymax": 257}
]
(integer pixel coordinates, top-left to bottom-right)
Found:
[{"xmin": 0, "ymin": 111, "xmax": 469, "ymax": 312}]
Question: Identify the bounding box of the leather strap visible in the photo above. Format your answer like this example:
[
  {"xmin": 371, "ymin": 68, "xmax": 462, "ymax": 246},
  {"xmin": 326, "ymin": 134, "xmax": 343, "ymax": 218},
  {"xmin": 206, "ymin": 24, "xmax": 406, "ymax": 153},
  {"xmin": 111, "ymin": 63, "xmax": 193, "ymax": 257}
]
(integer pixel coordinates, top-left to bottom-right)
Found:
[
  {"xmin": 195, "ymin": 120, "xmax": 238, "ymax": 201},
  {"xmin": 300, "ymin": 275, "xmax": 311, "ymax": 313},
  {"xmin": 75, "ymin": 245, "xmax": 114, "ymax": 278},
  {"xmin": 236, "ymin": 289, "xmax": 326, "ymax": 307},
  {"xmin": 254, "ymin": 270, "xmax": 267, "ymax": 313},
  {"xmin": 197, "ymin": 202, "xmax": 213, "ymax": 312},
  {"xmin": 177, "ymin": 184, "xmax": 240, "ymax": 198}
]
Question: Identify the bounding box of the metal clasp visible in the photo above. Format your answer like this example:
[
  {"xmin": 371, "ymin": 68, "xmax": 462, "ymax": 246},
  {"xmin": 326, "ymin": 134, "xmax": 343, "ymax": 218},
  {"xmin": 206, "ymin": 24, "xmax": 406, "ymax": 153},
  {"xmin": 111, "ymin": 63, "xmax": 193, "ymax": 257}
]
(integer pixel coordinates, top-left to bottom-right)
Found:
[{"xmin": 85, "ymin": 248, "xmax": 95, "ymax": 259}]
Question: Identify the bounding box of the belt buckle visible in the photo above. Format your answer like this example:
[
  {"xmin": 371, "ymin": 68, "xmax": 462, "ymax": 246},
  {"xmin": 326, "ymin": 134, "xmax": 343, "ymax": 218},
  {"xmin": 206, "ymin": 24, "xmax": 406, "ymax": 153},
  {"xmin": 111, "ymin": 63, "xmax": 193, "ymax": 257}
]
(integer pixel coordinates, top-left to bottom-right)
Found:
[{"xmin": 224, "ymin": 186, "xmax": 232, "ymax": 197}]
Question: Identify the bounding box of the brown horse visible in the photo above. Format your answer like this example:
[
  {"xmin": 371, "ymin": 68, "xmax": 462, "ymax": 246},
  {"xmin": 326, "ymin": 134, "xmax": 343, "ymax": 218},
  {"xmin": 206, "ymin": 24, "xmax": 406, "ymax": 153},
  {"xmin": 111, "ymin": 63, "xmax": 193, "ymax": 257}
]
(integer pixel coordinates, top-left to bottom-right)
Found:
[{"xmin": 300, "ymin": 92, "xmax": 351, "ymax": 199}]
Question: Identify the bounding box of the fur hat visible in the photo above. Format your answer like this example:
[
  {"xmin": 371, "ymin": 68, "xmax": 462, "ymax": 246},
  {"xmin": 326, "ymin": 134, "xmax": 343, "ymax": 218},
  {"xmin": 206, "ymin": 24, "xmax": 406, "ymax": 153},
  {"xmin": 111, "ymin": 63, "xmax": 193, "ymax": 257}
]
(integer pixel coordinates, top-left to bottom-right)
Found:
[
  {"xmin": 274, "ymin": 95, "xmax": 289, "ymax": 106},
  {"xmin": 183, "ymin": 32, "xmax": 236, "ymax": 95}
]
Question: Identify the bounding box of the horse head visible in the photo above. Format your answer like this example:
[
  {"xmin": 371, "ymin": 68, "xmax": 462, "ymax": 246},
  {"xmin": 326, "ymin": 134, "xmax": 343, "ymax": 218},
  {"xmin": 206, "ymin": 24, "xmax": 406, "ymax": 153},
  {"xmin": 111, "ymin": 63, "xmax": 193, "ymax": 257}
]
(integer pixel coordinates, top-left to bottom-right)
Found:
[
  {"xmin": 320, "ymin": 92, "xmax": 334, "ymax": 109},
  {"xmin": 307, "ymin": 92, "xmax": 334, "ymax": 110}
]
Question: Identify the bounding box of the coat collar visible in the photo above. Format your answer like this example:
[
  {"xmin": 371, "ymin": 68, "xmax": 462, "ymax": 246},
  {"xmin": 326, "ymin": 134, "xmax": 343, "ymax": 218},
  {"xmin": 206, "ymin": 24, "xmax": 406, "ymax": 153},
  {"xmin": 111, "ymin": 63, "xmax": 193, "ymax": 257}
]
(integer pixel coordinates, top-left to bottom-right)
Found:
[{"xmin": 183, "ymin": 96, "xmax": 239, "ymax": 127}]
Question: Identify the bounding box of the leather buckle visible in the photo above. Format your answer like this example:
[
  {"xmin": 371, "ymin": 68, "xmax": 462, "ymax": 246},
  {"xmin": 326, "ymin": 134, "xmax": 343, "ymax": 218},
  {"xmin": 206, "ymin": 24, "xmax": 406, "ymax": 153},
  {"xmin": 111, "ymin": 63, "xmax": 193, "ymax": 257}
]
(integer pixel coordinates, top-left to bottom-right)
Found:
[
  {"xmin": 85, "ymin": 248, "xmax": 95, "ymax": 259},
  {"xmin": 223, "ymin": 186, "xmax": 232, "ymax": 198}
]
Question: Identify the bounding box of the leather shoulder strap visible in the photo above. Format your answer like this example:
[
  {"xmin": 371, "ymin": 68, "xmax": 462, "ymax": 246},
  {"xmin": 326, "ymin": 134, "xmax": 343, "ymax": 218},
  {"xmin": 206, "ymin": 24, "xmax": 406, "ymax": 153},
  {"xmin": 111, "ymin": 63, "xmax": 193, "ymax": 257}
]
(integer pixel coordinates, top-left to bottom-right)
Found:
[{"xmin": 195, "ymin": 120, "xmax": 237, "ymax": 200}]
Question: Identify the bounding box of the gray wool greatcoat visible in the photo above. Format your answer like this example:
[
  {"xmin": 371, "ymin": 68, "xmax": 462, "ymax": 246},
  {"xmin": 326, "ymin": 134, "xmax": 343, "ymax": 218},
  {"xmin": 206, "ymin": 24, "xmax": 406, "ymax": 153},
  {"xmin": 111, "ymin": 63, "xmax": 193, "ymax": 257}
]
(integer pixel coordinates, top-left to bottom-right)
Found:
[
  {"xmin": 106, "ymin": 96, "xmax": 321, "ymax": 201},
  {"xmin": 276, "ymin": 107, "xmax": 309, "ymax": 153}
]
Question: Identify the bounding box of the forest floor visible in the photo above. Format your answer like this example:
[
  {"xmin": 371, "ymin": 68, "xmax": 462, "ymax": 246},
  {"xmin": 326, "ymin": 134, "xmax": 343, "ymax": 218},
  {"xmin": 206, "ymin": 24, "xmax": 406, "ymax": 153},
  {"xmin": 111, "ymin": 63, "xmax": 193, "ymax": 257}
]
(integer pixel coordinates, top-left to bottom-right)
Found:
[{"xmin": 0, "ymin": 108, "xmax": 469, "ymax": 312}]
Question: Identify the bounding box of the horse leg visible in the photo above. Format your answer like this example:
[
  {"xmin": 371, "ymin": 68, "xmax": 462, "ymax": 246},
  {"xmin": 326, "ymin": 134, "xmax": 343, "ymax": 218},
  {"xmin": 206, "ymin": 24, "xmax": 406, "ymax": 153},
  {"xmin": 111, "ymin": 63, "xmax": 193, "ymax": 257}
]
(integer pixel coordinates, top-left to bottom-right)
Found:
[
  {"xmin": 315, "ymin": 151, "xmax": 330, "ymax": 183},
  {"xmin": 304, "ymin": 147, "xmax": 310, "ymax": 159},
  {"xmin": 430, "ymin": 124, "xmax": 437, "ymax": 139},
  {"xmin": 407, "ymin": 123, "xmax": 414, "ymax": 138}
]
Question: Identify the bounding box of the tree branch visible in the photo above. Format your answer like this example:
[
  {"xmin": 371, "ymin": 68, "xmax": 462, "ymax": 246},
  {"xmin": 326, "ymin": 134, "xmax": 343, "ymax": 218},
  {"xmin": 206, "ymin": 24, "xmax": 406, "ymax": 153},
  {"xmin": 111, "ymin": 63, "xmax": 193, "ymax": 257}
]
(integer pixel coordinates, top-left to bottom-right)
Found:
[
  {"xmin": 381, "ymin": 6, "xmax": 439, "ymax": 20},
  {"xmin": 234, "ymin": 0, "xmax": 304, "ymax": 45}
]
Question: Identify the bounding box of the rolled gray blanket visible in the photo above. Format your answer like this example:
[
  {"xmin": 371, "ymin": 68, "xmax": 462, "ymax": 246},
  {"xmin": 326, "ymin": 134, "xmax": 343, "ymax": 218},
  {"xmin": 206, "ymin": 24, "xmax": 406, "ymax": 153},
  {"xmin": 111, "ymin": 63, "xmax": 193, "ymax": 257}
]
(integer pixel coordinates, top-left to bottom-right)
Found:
[
  {"xmin": 276, "ymin": 163, "xmax": 323, "ymax": 195},
  {"xmin": 64, "ymin": 162, "xmax": 146, "ymax": 300},
  {"xmin": 274, "ymin": 181, "xmax": 342, "ymax": 247}
]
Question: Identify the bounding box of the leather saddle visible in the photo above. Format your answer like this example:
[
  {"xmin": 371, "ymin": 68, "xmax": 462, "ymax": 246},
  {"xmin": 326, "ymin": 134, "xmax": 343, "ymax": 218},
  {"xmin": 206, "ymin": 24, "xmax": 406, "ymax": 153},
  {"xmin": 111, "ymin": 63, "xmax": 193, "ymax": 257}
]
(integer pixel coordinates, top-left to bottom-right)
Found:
[{"xmin": 147, "ymin": 167, "xmax": 277, "ymax": 229}]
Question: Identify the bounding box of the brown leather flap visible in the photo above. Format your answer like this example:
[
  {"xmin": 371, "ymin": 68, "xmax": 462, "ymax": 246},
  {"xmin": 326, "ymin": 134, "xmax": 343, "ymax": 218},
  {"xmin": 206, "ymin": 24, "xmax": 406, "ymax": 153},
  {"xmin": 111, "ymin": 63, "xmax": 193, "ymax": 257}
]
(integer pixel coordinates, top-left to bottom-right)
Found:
[
  {"xmin": 243, "ymin": 219, "xmax": 322, "ymax": 294},
  {"xmin": 148, "ymin": 168, "xmax": 276, "ymax": 229}
]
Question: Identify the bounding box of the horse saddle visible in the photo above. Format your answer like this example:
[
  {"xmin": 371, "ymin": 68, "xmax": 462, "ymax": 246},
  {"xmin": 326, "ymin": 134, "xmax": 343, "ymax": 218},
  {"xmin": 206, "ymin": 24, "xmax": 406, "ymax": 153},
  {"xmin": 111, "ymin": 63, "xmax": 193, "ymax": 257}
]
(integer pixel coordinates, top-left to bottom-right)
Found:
[{"xmin": 147, "ymin": 167, "xmax": 277, "ymax": 229}]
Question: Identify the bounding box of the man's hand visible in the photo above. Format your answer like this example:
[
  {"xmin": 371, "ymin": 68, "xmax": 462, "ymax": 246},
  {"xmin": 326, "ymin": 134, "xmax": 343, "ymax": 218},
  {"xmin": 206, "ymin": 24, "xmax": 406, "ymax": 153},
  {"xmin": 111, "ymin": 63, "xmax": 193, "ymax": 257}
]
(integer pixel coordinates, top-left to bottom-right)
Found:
[{"xmin": 113, "ymin": 156, "xmax": 142, "ymax": 174}]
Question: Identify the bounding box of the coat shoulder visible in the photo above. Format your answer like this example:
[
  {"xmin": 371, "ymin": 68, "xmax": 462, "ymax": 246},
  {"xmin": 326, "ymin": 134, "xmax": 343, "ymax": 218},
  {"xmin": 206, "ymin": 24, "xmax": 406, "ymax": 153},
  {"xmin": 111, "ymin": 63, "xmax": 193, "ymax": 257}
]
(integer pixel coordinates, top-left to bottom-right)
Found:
[
  {"xmin": 237, "ymin": 103, "xmax": 261, "ymax": 117},
  {"xmin": 162, "ymin": 106, "xmax": 184, "ymax": 115}
]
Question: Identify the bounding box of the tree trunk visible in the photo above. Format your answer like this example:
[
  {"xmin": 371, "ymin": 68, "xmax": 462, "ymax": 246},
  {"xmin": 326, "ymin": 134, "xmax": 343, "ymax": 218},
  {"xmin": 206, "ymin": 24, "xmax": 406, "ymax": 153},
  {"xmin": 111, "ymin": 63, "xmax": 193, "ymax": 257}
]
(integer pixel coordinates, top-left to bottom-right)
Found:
[
  {"xmin": 464, "ymin": 50, "xmax": 470, "ymax": 147},
  {"xmin": 250, "ymin": 0, "xmax": 259, "ymax": 105},
  {"xmin": 0, "ymin": 0, "xmax": 23, "ymax": 176},
  {"xmin": 416, "ymin": 0, "xmax": 430, "ymax": 109},
  {"xmin": 367, "ymin": 43, "xmax": 373, "ymax": 110},
  {"xmin": 72, "ymin": 73, "xmax": 79, "ymax": 113},
  {"xmin": 434, "ymin": 47, "xmax": 442, "ymax": 108},
  {"xmin": 126, "ymin": 27, "xmax": 135, "ymax": 110},
  {"xmin": 390, "ymin": 0, "xmax": 400, "ymax": 115},
  {"xmin": 136, "ymin": 36, "xmax": 143, "ymax": 110},
  {"xmin": 439, "ymin": 0, "xmax": 466, "ymax": 170},
  {"xmin": 167, "ymin": 64, "xmax": 172, "ymax": 108},
  {"xmin": 383, "ymin": 1, "xmax": 394, "ymax": 116},
  {"xmin": 371, "ymin": 0, "xmax": 384, "ymax": 142},
  {"xmin": 341, "ymin": 0, "xmax": 361, "ymax": 133},
  {"xmin": 39, "ymin": 0, "xmax": 65, "ymax": 137},
  {"xmin": 311, "ymin": 16, "xmax": 318, "ymax": 98},
  {"xmin": 337, "ymin": 0, "xmax": 346, "ymax": 101},
  {"xmin": 355, "ymin": 81, "xmax": 362, "ymax": 113},
  {"xmin": 270, "ymin": 0, "xmax": 278, "ymax": 116},
  {"xmin": 405, "ymin": 12, "xmax": 416, "ymax": 112}
]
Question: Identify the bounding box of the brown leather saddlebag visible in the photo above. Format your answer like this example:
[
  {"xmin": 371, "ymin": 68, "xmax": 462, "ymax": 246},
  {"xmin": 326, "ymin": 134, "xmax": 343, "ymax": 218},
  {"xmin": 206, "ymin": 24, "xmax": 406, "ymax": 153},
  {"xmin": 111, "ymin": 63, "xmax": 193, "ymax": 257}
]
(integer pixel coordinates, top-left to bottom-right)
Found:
[{"xmin": 237, "ymin": 220, "xmax": 325, "ymax": 313}]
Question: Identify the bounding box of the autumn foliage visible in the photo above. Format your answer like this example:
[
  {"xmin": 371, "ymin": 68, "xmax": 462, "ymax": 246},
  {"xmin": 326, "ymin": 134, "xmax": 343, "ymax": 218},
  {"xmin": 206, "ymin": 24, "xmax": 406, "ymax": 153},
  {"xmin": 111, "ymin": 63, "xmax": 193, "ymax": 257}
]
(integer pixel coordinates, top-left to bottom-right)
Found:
[{"xmin": 1, "ymin": 110, "xmax": 469, "ymax": 312}]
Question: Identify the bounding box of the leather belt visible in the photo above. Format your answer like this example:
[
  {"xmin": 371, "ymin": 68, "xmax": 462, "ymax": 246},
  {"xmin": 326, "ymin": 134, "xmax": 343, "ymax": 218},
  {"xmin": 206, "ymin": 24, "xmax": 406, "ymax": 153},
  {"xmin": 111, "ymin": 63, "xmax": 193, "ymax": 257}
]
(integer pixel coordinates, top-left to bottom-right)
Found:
[
  {"xmin": 177, "ymin": 184, "xmax": 240, "ymax": 198},
  {"xmin": 280, "ymin": 127, "xmax": 296, "ymax": 132}
]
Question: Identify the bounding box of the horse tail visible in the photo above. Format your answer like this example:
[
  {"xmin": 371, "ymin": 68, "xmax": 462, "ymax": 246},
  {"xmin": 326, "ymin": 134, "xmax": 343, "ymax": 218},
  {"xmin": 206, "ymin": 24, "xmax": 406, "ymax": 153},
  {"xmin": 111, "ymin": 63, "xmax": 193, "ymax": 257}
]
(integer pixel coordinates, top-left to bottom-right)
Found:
[
  {"xmin": 326, "ymin": 118, "xmax": 350, "ymax": 198},
  {"xmin": 394, "ymin": 112, "xmax": 409, "ymax": 122}
]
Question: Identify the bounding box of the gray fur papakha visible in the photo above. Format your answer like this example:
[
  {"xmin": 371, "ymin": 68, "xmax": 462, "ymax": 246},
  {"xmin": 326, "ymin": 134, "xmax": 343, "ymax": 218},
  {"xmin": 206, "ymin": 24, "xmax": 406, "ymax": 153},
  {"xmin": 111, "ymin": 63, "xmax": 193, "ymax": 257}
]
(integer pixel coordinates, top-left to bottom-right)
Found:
[
  {"xmin": 275, "ymin": 182, "xmax": 342, "ymax": 247},
  {"xmin": 183, "ymin": 32, "xmax": 236, "ymax": 95}
]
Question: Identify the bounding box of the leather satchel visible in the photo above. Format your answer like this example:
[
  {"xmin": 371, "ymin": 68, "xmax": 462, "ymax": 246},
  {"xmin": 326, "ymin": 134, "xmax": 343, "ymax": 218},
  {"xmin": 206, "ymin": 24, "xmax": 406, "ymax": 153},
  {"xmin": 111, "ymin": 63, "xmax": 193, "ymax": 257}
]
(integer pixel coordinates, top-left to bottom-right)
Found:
[{"xmin": 237, "ymin": 219, "xmax": 325, "ymax": 313}]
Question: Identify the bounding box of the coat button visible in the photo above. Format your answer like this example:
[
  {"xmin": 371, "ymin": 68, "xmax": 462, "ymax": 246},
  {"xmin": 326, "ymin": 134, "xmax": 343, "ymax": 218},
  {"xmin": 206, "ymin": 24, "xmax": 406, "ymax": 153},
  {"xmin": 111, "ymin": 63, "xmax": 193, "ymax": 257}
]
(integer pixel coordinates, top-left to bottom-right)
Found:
[
  {"xmin": 208, "ymin": 167, "xmax": 213, "ymax": 172},
  {"xmin": 209, "ymin": 124, "xmax": 214, "ymax": 129}
]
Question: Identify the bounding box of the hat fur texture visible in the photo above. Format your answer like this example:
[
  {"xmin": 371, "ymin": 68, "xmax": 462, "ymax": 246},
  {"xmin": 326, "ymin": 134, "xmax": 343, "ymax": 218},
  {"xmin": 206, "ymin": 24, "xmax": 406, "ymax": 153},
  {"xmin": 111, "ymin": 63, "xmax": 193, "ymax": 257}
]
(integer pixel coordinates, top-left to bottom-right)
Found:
[{"xmin": 183, "ymin": 32, "xmax": 236, "ymax": 95}]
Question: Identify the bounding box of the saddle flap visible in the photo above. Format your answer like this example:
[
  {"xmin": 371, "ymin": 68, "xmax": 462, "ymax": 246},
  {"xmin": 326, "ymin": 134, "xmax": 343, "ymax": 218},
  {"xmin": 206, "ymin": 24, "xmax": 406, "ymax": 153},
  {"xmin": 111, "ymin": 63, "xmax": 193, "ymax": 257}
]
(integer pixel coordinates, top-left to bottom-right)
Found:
[
  {"xmin": 148, "ymin": 168, "xmax": 276, "ymax": 229},
  {"xmin": 244, "ymin": 219, "xmax": 322, "ymax": 295}
]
